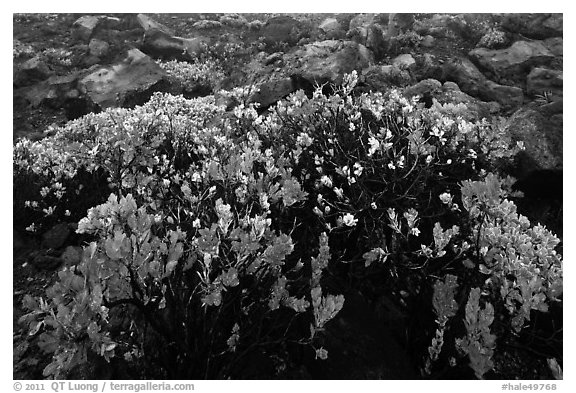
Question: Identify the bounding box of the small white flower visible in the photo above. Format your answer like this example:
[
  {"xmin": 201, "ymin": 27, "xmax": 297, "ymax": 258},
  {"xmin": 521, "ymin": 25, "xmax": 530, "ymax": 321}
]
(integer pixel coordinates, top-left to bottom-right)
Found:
[
  {"xmin": 192, "ymin": 218, "xmax": 201, "ymax": 228},
  {"xmin": 320, "ymin": 175, "xmax": 332, "ymax": 188},
  {"xmin": 410, "ymin": 228, "xmax": 421, "ymax": 237},
  {"xmin": 371, "ymin": 202, "xmax": 377, "ymax": 210},
  {"xmin": 315, "ymin": 347, "xmax": 328, "ymax": 360},
  {"xmin": 439, "ymin": 192, "xmax": 453, "ymax": 205},
  {"xmin": 446, "ymin": 159, "xmax": 452, "ymax": 164},
  {"xmin": 426, "ymin": 155, "xmax": 433, "ymax": 164},
  {"xmin": 353, "ymin": 162, "xmax": 363, "ymax": 177},
  {"xmin": 333, "ymin": 187, "xmax": 344, "ymax": 199},
  {"xmin": 324, "ymin": 206, "xmax": 331, "ymax": 214},
  {"xmin": 342, "ymin": 213, "xmax": 358, "ymax": 227},
  {"xmin": 65, "ymin": 210, "xmax": 71, "ymax": 217},
  {"xmin": 367, "ymin": 136, "xmax": 380, "ymax": 156},
  {"xmin": 388, "ymin": 162, "xmax": 396, "ymax": 170}
]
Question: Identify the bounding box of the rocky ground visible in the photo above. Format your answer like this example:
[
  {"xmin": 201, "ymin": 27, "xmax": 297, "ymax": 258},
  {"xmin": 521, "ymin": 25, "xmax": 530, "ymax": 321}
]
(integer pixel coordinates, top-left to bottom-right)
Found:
[{"xmin": 13, "ymin": 13, "xmax": 562, "ymax": 379}]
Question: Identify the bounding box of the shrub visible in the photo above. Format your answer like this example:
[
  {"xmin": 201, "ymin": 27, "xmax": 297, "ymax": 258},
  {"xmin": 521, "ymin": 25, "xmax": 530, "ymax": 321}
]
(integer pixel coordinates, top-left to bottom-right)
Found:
[
  {"xmin": 476, "ymin": 29, "xmax": 509, "ymax": 49},
  {"xmin": 158, "ymin": 59, "xmax": 225, "ymax": 94},
  {"xmin": 16, "ymin": 72, "xmax": 561, "ymax": 379}
]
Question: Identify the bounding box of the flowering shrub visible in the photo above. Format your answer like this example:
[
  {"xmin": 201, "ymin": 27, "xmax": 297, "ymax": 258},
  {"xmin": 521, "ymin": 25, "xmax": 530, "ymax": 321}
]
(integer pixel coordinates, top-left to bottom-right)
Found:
[
  {"xmin": 476, "ymin": 29, "xmax": 509, "ymax": 49},
  {"xmin": 15, "ymin": 71, "xmax": 561, "ymax": 379},
  {"xmin": 158, "ymin": 59, "xmax": 225, "ymax": 94}
]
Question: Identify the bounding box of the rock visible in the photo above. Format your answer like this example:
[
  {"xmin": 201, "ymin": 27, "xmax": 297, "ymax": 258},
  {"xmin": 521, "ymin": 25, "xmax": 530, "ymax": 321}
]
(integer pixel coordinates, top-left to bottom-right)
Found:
[
  {"xmin": 543, "ymin": 37, "xmax": 563, "ymax": 56},
  {"xmin": 505, "ymin": 108, "xmax": 562, "ymax": 173},
  {"xmin": 501, "ymin": 14, "xmax": 562, "ymax": 39},
  {"xmin": 72, "ymin": 15, "xmax": 101, "ymax": 41},
  {"xmin": 403, "ymin": 79, "xmax": 500, "ymax": 120},
  {"xmin": 19, "ymin": 72, "xmax": 80, "ymax": 109},
  {"xmin": 403, "ymin": 78, "xmax": 443, "ymax": 98},
  {"xmin": 346, "ymin": 16, "xmax": 386, "ymax": 59},
  {"xmin": 61, "ymin": 246, "xmax": 83, "ymax": 267},
  {"xmin": 29, "ymin": 251, "xmax": 62, "ymax": 270},
  {"xmin": 261, "ymin": 16, "xmax": 303, "ymax": 47},
  {"xmin": 249, "ymin": 77, "xmax": 296, "ymax": 108},
  {"xmin": 79, "ymin": 48, "xmax": 168, "ymax": 110},
  {"xmin": 526, "ymin": 68, "xmax": 562, "ymax": 99},
  {"xmin": 443, "ymin": 57, "xmax": 524, "ymax": 109},
  {"xmin": 290, "ymin": 40, "xmax": 374, "ymax": 86},
  {"xmin": 387, "ymin": 13, "xmax": 416, "ymax": 35},
  {"xmin": 392, "ymin": 54, "xmax": 416, "ymax": 71},
  {"xmin": 468, "ymin": 40, "xmax": 555, "ymax": 81},
  {"xmin": 413, "ymin": 14, "xmax": 468, "ymax": 38},
  {"xmin": 141, "ymin": 29, "xmax": 208, "ymax": 61},
  {"xmin": 263, "ymin": 52, "xmax": 284, "ymax": 66},
  {"xmin": 348, "ymin": 13, "xmax": 377, "ymax": 31},
  {"xmin": 421, "ymin": 35, "xmax": 435, "ymax": 48},
  {"xmin": 319, "ymin": 18, "xmax": 345, "ymax": 39},
  {"xmin": 136, "ymin": 13, "xmax": 175, "ymax": 35},
  {"xmin": 41, "ymin": 223, "xmax": 71, "ymax": 249},
  {"xmin": 483, "ymin": 80, "xmax": 525, "ymax": 109},
  {"xmin": 193, "ymin": 20, "xmax": 223, "ymax": 30},
  {"xmin": 412, "ymin": 53, "xmax": 443, "ymax": 81},
  {"xmin": 14, "ymin": 56, "xmax": 52, "ymax": 87},
  {"xmin": 362, "ymin": 64, "xmax": 412, "ymax": 91},
  {"xmin": 538, "ymin": 100, "xmax": 563, "ymax": 116},
  {"xmin": 88, "ymin": 38, "xmax": 110, "ymax": 58}
]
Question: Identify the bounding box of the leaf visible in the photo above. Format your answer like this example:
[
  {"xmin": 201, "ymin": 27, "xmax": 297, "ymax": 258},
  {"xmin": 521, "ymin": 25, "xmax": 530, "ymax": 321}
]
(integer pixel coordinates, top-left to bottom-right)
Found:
[
  {"xmin": 28, "ymin": 321, "xmax": 43, "ymax": 336},
  {"xmin": 221, "ymin": 267, "xmax": 239, "ymax": 287}
]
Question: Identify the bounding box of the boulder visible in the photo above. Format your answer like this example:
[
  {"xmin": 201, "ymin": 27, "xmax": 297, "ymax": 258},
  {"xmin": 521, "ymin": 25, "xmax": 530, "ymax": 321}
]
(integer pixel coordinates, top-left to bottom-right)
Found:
[
  {"xmin": 29, "ymin": 251, "xmax": 62, "ymax": 270},
  {"xmin": 263, "ymin": 52, "xmax": 284, "ymax": 66},
  {"xmin": 526, "ymin": 68, "xmax": 563, "ymax": 99},
  {"xmin": 14, "ymin": 56, "xmax": 52, "ymax": 87},
  {"xmin": 319, "ymin": 18, "xmax": 345, "ymax": 39},
  {"xmin": 468, "ymin": 40, "xmax": 555, "ymax": 81},
  {"xmin": 501, "ymin": 14, "xmax": 562, "ymax": 39},
  {"xmin": 392, "ymin": 54, "xmax": 416, "ymax": 71},
  {"xmin": 362, "ymin": 64, "xmax": 412, "ymax": 91},
  {"xmin": 443, "ymin": 57, "xmax": 524, "ymax": 109},
  {"xmin": 403, "ymin": 79, "xmax": 500, "ymax": 120},
  {"xmin": 543, "ymin": 37, "xmax": 563, "ymax": 56},
  {"xmin": 136, "ymin": 13, "xmax": 175, "ymax": 35},
  {"xmin": 413, "ymin": 14, "xmax": 468, "ymax": 38},
  {"xmin": 412, "ymin": 53, "xmax": 443, "ymax": 81},
  {"xmin": 348, "ymin": 14, "xmax": 377, "ymax": 31},
  {"xmin": 72, "ymin": 15, "xmax": 100, "ymax": 41},
  {"xmin": 88, "ymin": 38, "xmax": 110, "ymax": 58},
  {"xmin": 290, "ymin": 40, "xmax": 374, "ymax": 86},
  {"xmin": 61, "ymin": 246, "xmax": 83, "ymax": 267},
  {"xmin": 41, "ymin": 222, "xmax": 71, "ymax": 249},
  {"xmin": 142, "ymin": 29, "xmax": 208, "ymax": 61},
  {"xmin": 346, "ymin": 16, "xmax": 386, "ymax": 59},
  {"xmin": 421, "ymin": 35, "xmax": 435, "ymax": 48},
  {"xmin": 72, "ymin": 15, "xmax": 122, "ymax": 42},
  {"xmin": 261, "ymin": 16, "xmax": 303, "ymax": 47},
  {"xmin": 19, "ymin": 72, "xmax": 81, "ymax": 108},
  {"xmin": 402, "ymin": 78, "xmax": 443, "ymax": 98},
  {"xmin": 79, "ymin": 48, "xmax": 168, "ymax": 109},
  {"xmin": 249, "ymin": 77, "xmax": 296, "ymax": 108},
  {"xmin": 387, "ymin": 13, "xmax": 416, "ymax": 36},
  {"xmin": 505, "ymin": 108, "xmax": 562, "ymax": 173}
]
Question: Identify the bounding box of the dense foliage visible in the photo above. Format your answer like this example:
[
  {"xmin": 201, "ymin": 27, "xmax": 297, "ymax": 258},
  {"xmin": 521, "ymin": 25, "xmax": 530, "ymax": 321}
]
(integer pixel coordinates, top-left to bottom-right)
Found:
[{"xmin": 15, "ymin": 72, "xmax": 562, "ymax": 379}]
